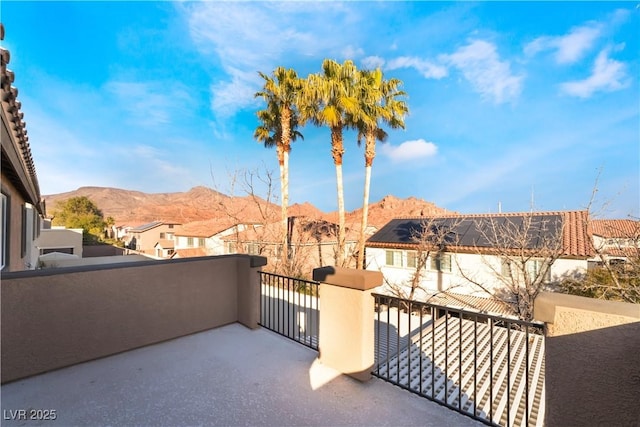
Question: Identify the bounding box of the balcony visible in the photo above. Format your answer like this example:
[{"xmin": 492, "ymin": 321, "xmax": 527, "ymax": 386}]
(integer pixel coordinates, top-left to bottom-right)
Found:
[
  {"xmin": 2, "ymin": 255, "xmax": 639, "ymax": 426},
  {"xmin": 0, "ymin": 256, "xmax": 479, "ymax": 426},
  {"xmin": 1, "ymin": 322, "xmax": 482, "ymax": 426}
]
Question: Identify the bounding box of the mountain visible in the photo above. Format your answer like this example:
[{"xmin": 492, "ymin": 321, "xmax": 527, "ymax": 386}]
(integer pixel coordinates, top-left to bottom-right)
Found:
[
  {"xmin": 43, "ymin": 186, "xmax": 277, "ymax": 225},
  {"xmin": 43, "ymin": 187, "xmax": 451, "ymax": 228},
  {"xmin": 320, "ymin": 195, "xmax": 454, "ymax": 230}
]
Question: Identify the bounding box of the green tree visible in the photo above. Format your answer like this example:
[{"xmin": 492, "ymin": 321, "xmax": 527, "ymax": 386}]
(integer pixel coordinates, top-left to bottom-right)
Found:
[
  {"xmin": 354, "ymin": 68, "xmax": 408, "ymax": 269},
  {"xmin": 52, "ymin": 196, "xmax": 106, "ymax": 243},
  {"xmin": 255, "ymin": 67, "xmax": 304, "ymax": 270},
  {"xmin": 302, "ymin": 59, "xmax": 361, "ymax": 266}
]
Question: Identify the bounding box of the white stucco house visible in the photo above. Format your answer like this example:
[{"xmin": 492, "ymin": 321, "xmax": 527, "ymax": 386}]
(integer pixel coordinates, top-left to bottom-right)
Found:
[
  {"xmin": 365, "ymin": 211, "xmax": 593, "ymax": 302},
  {"xmin": 590, "ymin": 219, "xmax": 639, "ymax": 266},
  {"xmin": 172, "ymin": 219, "xmax": 261, "ymax": 258}
]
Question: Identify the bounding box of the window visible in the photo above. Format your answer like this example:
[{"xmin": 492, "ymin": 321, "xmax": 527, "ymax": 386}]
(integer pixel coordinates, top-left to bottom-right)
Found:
[
  {"xmin": 501, "ymin": 258, "xmax": 514, "ymax": 277},
  {"xmin": 166, "ymin": 232, "xmax": 174, "ymax": 240},
  {"xmin": 406, "ymin": 251, "xmax": 417, "ymax": 268},
  {"xmin": 160, "ymin": 232, "xmax": 166, "ymax": 239},
  {"xmin": 385, "ymin": 250, "xmax": 403, "ymax": 267},
  {"xmin": 187, "ymin": 237, "xmax": 194, "ymax": 247},
  {"xmin": 430, "ymin": 253, "xmax": 451, "ymax": 272},
  {"xmin": 247, "ymin": 243, "xmax": 260, "ymax": 255},
  {"xmin": 198, "ymin": 238, "xmax": 206, "ymax": 248},
  {"xmin": 41, "ymin": 248, "xmax": 73, "ymax": 255},
  {"xmin": 501, "ymin": 257, "xmax": 551, "ymax": 283},
  {"xmin": 1, "ymin": 193, "xmax": 7, "ymax": 270},
  {"xmin": 168, "ymin": 224, "xmax": 174, "ymax": 229},
  {"xmin": 227, "ymin": 242, "xmax": 236, "ymax": 254},
  {"xmin": 385, "ymin": 250, "xmax": 419, "ymax": 268}
]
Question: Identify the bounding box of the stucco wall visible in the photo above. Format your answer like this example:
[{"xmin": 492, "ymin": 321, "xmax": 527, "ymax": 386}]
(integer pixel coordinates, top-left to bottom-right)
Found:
[
  {"xmin": 37, "ymin": 227, "xmax": 83, "ymax": 257},
  {"xmin": 1, "ymin": 178, "xmax": 25, "ymax": 272},
  {"xmin": 0, "ymin": 178, "xmax": 40, "ymax": 272},
  {"xmin": 534, "ymin": 292, "xmax": 640, "ymax": 427},
  {"xmin": 1, "ymin": 255, "xmax": 265, "ymax": 383}
]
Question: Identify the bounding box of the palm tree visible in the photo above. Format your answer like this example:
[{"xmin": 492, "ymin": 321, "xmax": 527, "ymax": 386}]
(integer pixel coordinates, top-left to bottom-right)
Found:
[
  {"xmin": 302, "ymin": 59, "xmax": 361, "ymax": 266},
  {"xmin": 255, "ymin": 67, "xmax": 303, "ymax": 269},
  {"xmin": 355, "ymin": 69, "xmax": 409, "ymax": 269}
]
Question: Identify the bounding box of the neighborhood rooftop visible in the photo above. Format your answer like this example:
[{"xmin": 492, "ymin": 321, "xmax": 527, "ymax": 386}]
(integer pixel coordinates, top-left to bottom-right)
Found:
[{"xmin": 366, "ymin": 210, "xmax": 592, "ymax": 257}]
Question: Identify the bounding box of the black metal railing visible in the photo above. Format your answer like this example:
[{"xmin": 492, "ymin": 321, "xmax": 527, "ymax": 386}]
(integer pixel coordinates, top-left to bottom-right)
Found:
[
  {"xmin": 259, "ymin": 272, "xmax": 320, "ymax": 350},
  {"xmin": 372, "ymin": 293, "xmax": 545, "ymax": 427}
]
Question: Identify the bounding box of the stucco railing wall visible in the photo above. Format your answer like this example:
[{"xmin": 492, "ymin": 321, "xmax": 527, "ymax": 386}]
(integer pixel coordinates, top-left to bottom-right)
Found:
[
  {"xmin": 1, "ymin": 255, "xmax": 266, "ymax": 384},
  {"xmin": 534, "ymin": 292, "xmax": 640, "ymax": 427}
]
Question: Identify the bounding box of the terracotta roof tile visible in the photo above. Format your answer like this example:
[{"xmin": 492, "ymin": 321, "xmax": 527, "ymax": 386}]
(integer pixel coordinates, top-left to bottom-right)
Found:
[
  {"xmin": 154, "ymin": 239, "xmax": 175, "ymax": 249},
  {"xmin": 591, "ymin": 219, "xmax": 640, "ymax": 238},
  {"xmin": 172, "ymin": 248, "xmax": 207, "ymax": 258},
  {"xmin": 366, "ymin": 210, "xmax": 594, "ymax": 258},
  {"xmin": 176, "ymin": 218, "xmax": 241, "ymax": 238}
]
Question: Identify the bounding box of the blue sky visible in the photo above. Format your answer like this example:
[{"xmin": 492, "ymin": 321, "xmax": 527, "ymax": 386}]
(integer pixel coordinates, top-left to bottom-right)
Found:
[{"xmin": 2, "ymin": 2, "xmax": 638, "ymax": 218}]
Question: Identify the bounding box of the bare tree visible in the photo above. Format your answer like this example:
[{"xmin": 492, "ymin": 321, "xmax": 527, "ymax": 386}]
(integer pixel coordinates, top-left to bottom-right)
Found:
[
  {"xmin": 383, "ymin": 217, "xmax": 462, "ymax": 304},
  {"xmin": 557, "ymin": 174, "xmax": 640, "ymax": 304},
  {"xmin": 560, "ymin": 217, "xmax": 640, "ymax": 303},
  {"xmin": 210, "ymin": 163, "xmax": 279, "ymax": 256},
  {"xmin": 457, "ymin": 213, "xmax": 566, "ymax": 321}
]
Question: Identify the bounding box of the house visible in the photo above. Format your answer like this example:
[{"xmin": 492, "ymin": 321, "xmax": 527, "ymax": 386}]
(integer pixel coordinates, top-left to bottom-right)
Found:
[
  {"xmin": 126, "ymin": 221, "xmax": 180, "ymax": 254},
  {"xmin": 222, "ymin": 216, "xmax": 360, "ymax": 274},
  {"xmin": 153, "ymin": 239, "xmax": 175, "ymax": 259},
  {"xmin": 0, "ymin": 24, "xmax": 47, "ymax": 271},
  {"xmin": 37, "ymin": 226, "xmax": 84, "ymax": 258},
  {"xmin": 590, "ymin": 219, "xmax": 639, "ymax": 265},
  {"xmin": 365, "ymin": 210, "xmax": 593, "ymax": 300},
  {"xmin": 173, "ymin": 218, "xmax": 260, "ymax": 257}
]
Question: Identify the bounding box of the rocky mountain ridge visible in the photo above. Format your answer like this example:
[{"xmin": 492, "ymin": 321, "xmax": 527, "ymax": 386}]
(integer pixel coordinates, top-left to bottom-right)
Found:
[{"xmin": 43, "ymin": 186, "xmax": 452, "ymax": 228}]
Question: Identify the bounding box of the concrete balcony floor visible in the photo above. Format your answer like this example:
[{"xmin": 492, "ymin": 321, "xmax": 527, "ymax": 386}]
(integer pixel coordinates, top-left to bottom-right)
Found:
[{"xmin": 1, "ymin": 323, "xmax": 481, "ymax": 427}]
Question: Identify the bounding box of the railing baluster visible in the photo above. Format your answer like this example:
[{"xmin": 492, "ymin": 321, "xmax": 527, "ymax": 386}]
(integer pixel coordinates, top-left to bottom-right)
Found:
[
  {"xmin": 526, "ymin": 324, "xmax": 530, "ymax": 427},
  {"xmin": 459, "ymin": 312, "xmax": 462, "ymax": 411},
  {"xmin": 507, "ymin": 321, "xmax": 511, "ymax": 427},
  {"xmin": 367, "ymin": 292, "xmax": 544, "ymax": 427},
  {"xmin": 258, "ymin": 272, "xmax": 319, "ymax": 350}
]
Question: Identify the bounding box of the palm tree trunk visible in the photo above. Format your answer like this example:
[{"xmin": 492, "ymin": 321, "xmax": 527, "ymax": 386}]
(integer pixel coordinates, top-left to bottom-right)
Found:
[
  {"xmin": 357, "ymin": 131, "xmax": 377, "ymax": 269},
  {"xmin": 335, "ymin": 163, "xmax": 345, "ymax": 266},
  {"xmin": 358, "ymin": 164, "xmax": 372, "ymax": 269},
  {"xmin": 331, "ymin": 126, "xmax": 346, "ymax": 267},
  {"xmin": 282, "ymin": 149, "xmax": 289, "ymax": 270}
]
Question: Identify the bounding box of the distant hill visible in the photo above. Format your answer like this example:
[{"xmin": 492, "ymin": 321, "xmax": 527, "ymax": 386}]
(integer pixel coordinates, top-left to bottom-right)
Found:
[
  {"xmin": 43, "ymin": 186, "xmax": 275, "ymax": 225},
  {"xmin": 43, "ymin": 187, "xmax": 451, "ymax": 228},
  {"xmin": 321, "ymin": 194, "xmax": 454, "ymax": 229}
]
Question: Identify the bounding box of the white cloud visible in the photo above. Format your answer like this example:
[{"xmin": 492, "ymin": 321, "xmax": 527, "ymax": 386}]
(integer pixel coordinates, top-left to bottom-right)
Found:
[
  {"xmin": 385, "ymin": 56, "xmax": 448, "ymax": 79},
  {"xmin": 525, "ymin": 24, "xmax": 601, "ymax": 64},
  {"xmin": 342, "ymin": 45, "xmax": 364, "ymax": 59},
  {"xmin": 182, "ymin": 2, "xmax": 359, "ymax": 118},
  {"xmin": 443, "ymin": 40, "xmax": 523, "ymax": 103},
  {"xmin": 560, "ymin": 47, "xmax": 629, "ymax": 98},
  {"xmin": 381, "ymin": 139, "xmax": 438, "ymax": 162},
  {"xmin": 361, "ymin": 56, "xmax": 385, "ymax": 69},
  {"xmin": 105, "ymin": 81, "xmax": 192, "ymax": 127}
]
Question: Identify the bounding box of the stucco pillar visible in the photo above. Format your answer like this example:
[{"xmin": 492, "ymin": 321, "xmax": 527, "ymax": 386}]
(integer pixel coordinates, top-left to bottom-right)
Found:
[
  {"xmin": 236, "ymin": 255, "xmax": 267, "ymax": 330},
  {"xmin": 534, "ymin": 292, "xmax": 640, "ymax": 427},
  {"xmin": 312, "ymin": 266, "xmax": 383, "ymax": 382}
]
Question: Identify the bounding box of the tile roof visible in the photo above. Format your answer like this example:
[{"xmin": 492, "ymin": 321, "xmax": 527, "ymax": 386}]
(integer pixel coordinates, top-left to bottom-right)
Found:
[
  {"xmin": 1, "ymin": 23, "xmax": 43, "ymax": 212},
  {"xmin": 171, "ymin": 248, "xmax": 207, "ymax": 258},
  {"xmin": 129, "ymin": 221, "xmax": 164, "ymax": 232},
  {"xmin": 426, "ymin": 292, "xmax": 517, "ymax": 318},
  {"xmin": 221, "ymin": 217, "xmax": 359, "ymax": 244},
  {"xmin": 154, "ymin": 239, "xmax": 175, "ymax": 249},
  {"xmin": 176, "ymin": 218, "xmax": 242, "ymax": 238},
  {"xmin": 591, "ymin": 219, "xmax": 640, "ymax": 238},
  {"xmin": 366, "ymin": 210, "xmax": 593, "ymax": 258}
]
